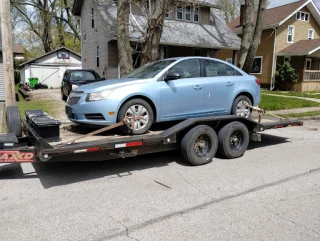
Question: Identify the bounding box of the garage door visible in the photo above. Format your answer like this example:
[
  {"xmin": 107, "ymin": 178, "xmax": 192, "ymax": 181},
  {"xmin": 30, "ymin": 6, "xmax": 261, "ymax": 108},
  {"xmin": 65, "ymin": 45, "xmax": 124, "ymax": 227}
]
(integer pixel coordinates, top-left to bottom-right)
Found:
[
  {"xmin": 30, "ymin": 65, "xmax": 60, "ymax": 88},
  {"xmin": 0, "ymin": 55, "xmax": 5, "ymax": 101}
]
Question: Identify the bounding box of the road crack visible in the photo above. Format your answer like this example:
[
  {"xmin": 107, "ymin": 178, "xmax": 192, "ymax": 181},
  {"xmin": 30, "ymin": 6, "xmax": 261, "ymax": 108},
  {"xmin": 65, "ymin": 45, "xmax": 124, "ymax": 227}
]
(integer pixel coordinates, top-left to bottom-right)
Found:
[
  {"xmin": 176, "ymin": 171, "xmax": 213, "ymax": 200},
  {"xmin": 264, "ymin": 206, "xmax": 320, "ymax": 236}
]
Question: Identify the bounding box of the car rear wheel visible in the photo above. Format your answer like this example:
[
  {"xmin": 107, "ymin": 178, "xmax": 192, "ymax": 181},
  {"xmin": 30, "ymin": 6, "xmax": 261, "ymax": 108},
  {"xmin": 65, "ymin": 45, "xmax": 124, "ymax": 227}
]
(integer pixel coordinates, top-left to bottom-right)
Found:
[
  {"xmin": 231, "ymin": 95, "xmax": 252, "ymax": 119},
  {"xmin": 117, "ymin": 99, "xmax": 154, "ymax": 135}
]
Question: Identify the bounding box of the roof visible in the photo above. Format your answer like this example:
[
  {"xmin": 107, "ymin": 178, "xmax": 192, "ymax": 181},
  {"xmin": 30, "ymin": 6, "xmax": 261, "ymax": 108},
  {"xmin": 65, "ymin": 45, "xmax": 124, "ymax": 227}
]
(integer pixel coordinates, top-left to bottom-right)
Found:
[
  {"xmin": 227, "ymin": 0, "xmax": 320, "ymax": 33},
  {"xmin": 277, "ymin": 38, "xmax": 320, "ymax": 55},
  {"xmin": 96, "ymin": 0, "xmax": 241, "ymax": 49},
  {"xmin": 12, "ymin": 44, "xmax": 24, "ymax": 54},
  {"xmin": 20, "ymin": 47, "xmax": 81, "ymax": 66},
  {"xmin": 72, "ymin": 0, "xmax": 220, "ymax": 15}
]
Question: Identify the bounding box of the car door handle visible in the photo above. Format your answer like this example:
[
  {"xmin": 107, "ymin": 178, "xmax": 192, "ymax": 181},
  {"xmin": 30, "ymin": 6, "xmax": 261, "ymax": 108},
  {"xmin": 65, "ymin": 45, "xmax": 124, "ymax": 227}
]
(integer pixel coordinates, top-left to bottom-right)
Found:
[
  {"xmin": 194, "ymin": 85, "xmax": 203, "ymax": 90},
  {"xmin": 226, "ymin": 82, "xmax": 234, "ymax": 86}
]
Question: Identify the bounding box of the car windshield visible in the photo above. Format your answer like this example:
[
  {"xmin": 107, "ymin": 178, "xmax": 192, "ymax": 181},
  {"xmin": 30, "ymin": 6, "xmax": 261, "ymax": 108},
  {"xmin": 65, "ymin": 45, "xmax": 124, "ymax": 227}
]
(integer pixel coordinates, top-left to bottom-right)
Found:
[
  {"xmin": 70, "ymin": 71, "xmax": 100, "ymax": 82},
  {"xmin": 124, "ymin": 60, "xmax": 176, "ymax": 79}
]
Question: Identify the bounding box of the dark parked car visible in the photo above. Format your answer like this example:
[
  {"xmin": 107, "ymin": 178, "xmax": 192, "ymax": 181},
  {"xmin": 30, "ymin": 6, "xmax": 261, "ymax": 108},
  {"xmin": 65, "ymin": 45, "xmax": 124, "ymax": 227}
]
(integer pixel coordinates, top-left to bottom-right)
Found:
[{"xmin": 61, "ymin": 69, "xmax": 104, "ymax": 101}]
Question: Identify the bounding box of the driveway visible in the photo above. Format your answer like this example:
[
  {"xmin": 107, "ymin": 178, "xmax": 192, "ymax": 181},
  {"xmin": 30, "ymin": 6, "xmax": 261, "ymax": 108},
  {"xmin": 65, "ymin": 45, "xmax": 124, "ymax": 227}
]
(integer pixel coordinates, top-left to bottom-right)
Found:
[{"xmin": 0, "ymin": 120, "xmax": 320, "ymax": 240}]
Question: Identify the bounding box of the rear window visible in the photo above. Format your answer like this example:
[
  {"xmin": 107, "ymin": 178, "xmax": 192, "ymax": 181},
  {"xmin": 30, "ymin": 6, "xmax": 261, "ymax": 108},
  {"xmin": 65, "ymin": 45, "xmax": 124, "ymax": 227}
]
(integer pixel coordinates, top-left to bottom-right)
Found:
[{"xmin": 70, "ymin": 71, "xmax": 100, "ymax": 81}]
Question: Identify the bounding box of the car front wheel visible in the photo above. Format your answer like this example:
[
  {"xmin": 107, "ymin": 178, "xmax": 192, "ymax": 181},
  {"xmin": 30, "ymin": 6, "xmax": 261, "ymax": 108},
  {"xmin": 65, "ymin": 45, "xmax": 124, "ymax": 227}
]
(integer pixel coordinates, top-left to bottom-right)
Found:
[
  {"xmin": 117, "ymin": 99, "xmax": 154, "ymax": 135},
  {"xmin": 231, "ymin": 95, "xmax": 252, "ymax": 119}
]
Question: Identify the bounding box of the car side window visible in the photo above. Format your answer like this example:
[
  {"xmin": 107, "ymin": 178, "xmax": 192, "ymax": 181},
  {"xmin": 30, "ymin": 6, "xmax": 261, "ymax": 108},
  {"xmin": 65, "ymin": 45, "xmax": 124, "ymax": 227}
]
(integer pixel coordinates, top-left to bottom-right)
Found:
[
  {"xmin": 168, "ymin": 59, "xmax": 200, "ymax": 79},
  {"xmin": 203, "ymin": 60, "xmax": 241, "ymax": 77}
]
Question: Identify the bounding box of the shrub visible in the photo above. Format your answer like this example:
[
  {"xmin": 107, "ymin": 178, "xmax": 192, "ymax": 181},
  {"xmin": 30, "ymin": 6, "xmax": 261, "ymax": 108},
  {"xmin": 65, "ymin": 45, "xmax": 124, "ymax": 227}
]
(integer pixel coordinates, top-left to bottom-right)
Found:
[{"xmin": 275, "ymin": 62, "xmax": 298, "ymax": 84}]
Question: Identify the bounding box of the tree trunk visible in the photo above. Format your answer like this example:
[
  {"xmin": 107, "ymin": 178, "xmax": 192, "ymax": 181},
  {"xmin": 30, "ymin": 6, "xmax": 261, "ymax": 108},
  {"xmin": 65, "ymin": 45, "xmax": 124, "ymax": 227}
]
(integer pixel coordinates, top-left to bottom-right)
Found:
[
  {"xmin": 140, "ymin": 0, "xmax": 166, "ymax": 65},
  {"xmin": 117, "ymin": 0, "xmax": 133, "ymax": 76},
  {"xmin": 242, "ymin": 0, "xmax": 267, "ymax": 73},
  {"xmin": 238, "ymin": 0, "xmax": 254, "ymax": 69}
]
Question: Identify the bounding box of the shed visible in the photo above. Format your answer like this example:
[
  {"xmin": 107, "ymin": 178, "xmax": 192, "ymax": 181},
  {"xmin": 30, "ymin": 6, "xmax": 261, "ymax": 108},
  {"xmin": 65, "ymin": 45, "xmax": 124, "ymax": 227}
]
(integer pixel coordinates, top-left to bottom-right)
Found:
[{"xmin": 20, "ymin": 47, "xmax": 82, "ymax": 89}]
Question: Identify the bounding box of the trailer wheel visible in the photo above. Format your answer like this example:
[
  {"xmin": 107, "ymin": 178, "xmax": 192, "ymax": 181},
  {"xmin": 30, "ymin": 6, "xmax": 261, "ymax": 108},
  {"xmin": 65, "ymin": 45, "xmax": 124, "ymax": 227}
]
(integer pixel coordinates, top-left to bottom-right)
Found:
[
  {"xmin": 6, "ymin": 106, "xmax": 22, "ymax": 137},
  {"xmin": 117, "ymin": 98, "xmax": 154, "ymax": 135},
  {"xmin": 231, "ymin": 95, "xmax": 252, "ymax": 119},
  {"xmin": 181, "ymin": 125, "xmax": 218, "ymax": 166},
  {"xmin": 218, "ymin": 121, "xmax": 249, "ymax": 159}
]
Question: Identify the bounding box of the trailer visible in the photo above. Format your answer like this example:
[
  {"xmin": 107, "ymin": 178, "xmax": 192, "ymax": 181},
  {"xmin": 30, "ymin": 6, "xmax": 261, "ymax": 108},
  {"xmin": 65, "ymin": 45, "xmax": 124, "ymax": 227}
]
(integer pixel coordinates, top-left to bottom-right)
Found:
[{"xmin": 0, "ymin": 106, "xmax": 303, "ymax": 166}]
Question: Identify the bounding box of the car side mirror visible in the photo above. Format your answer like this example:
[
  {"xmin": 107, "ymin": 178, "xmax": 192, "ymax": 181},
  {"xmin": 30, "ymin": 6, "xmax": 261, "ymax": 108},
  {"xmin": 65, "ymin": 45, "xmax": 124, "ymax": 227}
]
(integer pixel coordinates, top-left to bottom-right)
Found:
[
  {"xmin": 164, "ymin": 72, "xmax": 180, "ymax": 81},
  {"xmin": 101, "ymin": 77, "xmax": 106, "ymax": 80},
  {"xmin": 63, "ymin": 77, "xmax": 68, "ymax": 82}
]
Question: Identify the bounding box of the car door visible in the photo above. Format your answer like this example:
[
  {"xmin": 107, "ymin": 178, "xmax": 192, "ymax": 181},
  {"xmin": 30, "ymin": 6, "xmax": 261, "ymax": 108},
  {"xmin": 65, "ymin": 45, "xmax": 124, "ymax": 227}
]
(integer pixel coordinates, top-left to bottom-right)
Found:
[
  {"xmin": 202, "ymin": 59, "xmax": 239, "ymax": 115},
  {"xmin": 61, "ymin": 71, "xmax": 70, "ymax": 96},
  {"xmin": 159, "ymin": 59, "xmax": 205, "ymax": 120}
]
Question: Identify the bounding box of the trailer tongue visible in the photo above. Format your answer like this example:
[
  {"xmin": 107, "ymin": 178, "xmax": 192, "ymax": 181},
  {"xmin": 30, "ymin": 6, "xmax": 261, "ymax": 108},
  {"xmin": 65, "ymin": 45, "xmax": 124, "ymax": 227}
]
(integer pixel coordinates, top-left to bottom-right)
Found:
[{"xmin": 0, "ymin": 106, "xmax": 303, "ymax": 165}]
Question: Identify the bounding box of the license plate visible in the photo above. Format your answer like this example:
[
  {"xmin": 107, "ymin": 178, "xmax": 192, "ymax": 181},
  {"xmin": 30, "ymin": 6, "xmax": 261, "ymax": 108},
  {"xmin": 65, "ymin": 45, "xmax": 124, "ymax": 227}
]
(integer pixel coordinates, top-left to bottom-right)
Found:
[{"xmin": 65, "ymin": 106, "xmax": 72, "ymax": 115}]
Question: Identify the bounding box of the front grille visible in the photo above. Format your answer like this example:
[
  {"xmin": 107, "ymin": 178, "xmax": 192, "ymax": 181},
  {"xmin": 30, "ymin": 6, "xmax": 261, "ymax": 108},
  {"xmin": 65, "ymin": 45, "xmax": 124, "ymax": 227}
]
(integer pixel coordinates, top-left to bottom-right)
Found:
[
  {"xmin": 85, "ymin": 113, "xmax": 105, "ymax": 120},
  {"xmin": 67, "ymin": 97, "xmax": 80, "ymax": 105},
  {"xmin": 72, "ymin": 91, "xmax": 84, "ymax": 94}
]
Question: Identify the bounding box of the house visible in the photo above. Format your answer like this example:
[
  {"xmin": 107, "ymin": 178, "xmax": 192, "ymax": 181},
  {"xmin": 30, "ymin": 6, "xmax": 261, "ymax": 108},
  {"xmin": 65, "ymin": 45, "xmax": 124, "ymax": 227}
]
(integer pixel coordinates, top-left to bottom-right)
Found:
[
  {"xmin": 228, "ymin": 0, "xmax": 320, "ymax": 91},
  {"xmin": 0, "ymin": 40, "xmax": 26, "ymax": 101},
  {"xmin": 71, "ymin": 0, "xmax": 241, "ymax": 79},
  {"xmin": 20, "ymin": 47, "xmax": 82, "ymax": 89}
]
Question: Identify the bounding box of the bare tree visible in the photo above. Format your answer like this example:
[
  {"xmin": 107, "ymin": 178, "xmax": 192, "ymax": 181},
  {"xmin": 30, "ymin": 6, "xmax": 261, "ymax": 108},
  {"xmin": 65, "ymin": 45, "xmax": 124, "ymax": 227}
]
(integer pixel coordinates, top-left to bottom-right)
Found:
[
  {"xmin": 117, "ymin": 0, "xmax": 134, "ymax": 76},
  {"xmin": 238, "ymin": 0, "xmax": 267, "ymax": 73},
  {"xmin": 10, "ymin": 0, "xmax": 80, "ymax": 53},
  {"xmin": 215, "ymin": 0, "xmax": 239, "ymax": 23}
]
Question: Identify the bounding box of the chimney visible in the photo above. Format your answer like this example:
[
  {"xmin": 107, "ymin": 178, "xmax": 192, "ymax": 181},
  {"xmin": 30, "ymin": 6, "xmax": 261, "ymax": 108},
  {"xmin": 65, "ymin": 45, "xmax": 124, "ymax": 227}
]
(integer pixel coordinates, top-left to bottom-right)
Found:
[{"xmin": 240, "ymin": 4, "xmax": 245, "ymax": 26}]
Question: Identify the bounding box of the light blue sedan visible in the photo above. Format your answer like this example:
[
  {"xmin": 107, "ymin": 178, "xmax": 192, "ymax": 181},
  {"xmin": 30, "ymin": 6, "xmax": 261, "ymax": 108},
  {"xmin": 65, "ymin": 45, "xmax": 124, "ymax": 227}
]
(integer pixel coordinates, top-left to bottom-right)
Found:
[{"xmin": 66, "ymin": 57, "xmax": 261, "ymax": 134}]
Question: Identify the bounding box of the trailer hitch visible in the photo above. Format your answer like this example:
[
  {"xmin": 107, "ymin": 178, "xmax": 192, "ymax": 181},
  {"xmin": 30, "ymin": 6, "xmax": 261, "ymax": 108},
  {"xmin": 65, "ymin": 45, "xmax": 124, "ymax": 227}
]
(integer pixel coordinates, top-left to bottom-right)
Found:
[
  {"xmin": 246, "ymin": 104, "xmax": 265, "ymax": 123},
  {"xmin": 56, "ymin": 115, "xmax": 142, "ymax": 147}
]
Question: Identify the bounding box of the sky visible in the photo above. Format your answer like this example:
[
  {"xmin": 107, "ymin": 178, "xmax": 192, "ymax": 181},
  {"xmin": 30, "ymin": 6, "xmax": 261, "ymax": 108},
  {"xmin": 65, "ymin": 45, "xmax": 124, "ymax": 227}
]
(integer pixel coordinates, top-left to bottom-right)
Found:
[{"xmin": 268, "ymin": 0, "xmax": 320, "ymax": 9}]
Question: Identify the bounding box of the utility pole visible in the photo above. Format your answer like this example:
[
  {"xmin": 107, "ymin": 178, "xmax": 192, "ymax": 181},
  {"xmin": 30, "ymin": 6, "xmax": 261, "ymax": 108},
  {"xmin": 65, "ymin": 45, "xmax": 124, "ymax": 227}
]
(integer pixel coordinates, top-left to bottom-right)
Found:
[{"xmin": 0, "ymin": 0, "xmax": 16, "ymax": 106}]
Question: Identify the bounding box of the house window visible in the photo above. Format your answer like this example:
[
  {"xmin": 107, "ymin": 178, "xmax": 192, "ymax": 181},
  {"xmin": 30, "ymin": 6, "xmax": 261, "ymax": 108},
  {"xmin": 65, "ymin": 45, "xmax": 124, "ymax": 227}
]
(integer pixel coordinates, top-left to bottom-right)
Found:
[
  {"xmin": 165, "ymin": 11, "xmax": 169, "ymax": 18},
  {"xmin": 193, "ymin": 48, "xmax": 201, "ymax": 56},
  {"xmin": 176, "ymin": 6, "xmax": 183, "ymax": 20},
  {"xmin": 185, "ymin": 6, "xmax": 191, "ymax": 21},
  {"xmin": 296, "ymin": 11, "xmax": 310, "ymax": 21},
  {"xmin": 57, "ymin": 50, "xmax": 70, "ymax": 59},
  {"xmin": 193, "ymin": 8, "xmax": 199, "ymax": 22},
  {"xmin": 308, "ymin": 29, "xmax": 314, "ymax": 40},
  {"xmin": 91, "ymin": 8, "xmax": 95, "ymax": 29},
  {"xmin": 226, "ymin": 58, "xmax": 232, "ymax": 64},
  {"xmin": 83, "ymin": 31, "xmax": 86, "ymax": 42},
  {"xmin": 96, "ymin": 45, "xmax": 99, "ymax": 68},
  {"xmin": 287, "ymin": 26, "xmax": 295, "ymax": 43},
  {"xmin": 250, "ymin": 57, "xmax": 263, "ymax": 74},
  {"xmin": 306, "ymin": 58, "xmax": 312, "ymax": 70},
  {"xmin": 284, "ymin": 56, "xmax": 291, "ymax": 63}
]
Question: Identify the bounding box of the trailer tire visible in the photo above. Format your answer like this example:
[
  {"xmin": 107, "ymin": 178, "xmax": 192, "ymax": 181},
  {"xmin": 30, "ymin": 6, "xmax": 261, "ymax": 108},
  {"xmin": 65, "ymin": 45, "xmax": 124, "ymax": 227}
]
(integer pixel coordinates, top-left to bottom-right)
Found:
[
  {"xmin": 218, "ymin": 121, "xmax": 249, "ymax": 159},
  {"xmin": 118, "ymin": 98, "xmax": 154, "ymax": 135},
  {"xmin": 181, "ymin": 125, "xmax": 218, "ymax": 166},
  {"xmin": 231, "ymin": 95, "xmax": 252, "ymax": 119},
  {"xmin": 6, "ymin": 106, "xmax": 22, "ymax": 137}
]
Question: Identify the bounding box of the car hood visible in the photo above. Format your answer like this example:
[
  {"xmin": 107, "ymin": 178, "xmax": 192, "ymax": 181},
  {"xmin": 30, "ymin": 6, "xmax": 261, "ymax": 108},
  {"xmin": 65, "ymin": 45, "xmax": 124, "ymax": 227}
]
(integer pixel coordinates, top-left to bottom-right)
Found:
[
  {"xmin": 75, "ymin": 78, "xmax": 148, "ymax": 93},
  {"xmin": 70, "ymin": 79, "xmax": 101, "ymax": 86}
]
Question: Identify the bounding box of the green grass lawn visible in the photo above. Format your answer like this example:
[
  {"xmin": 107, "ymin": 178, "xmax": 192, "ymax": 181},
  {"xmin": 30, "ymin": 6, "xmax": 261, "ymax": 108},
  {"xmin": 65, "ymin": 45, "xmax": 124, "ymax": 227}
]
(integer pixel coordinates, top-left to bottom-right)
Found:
[
  {"xmin": 277, "ymin": 111, "xmax": 320, "ymax": 118},
  {"xmin": 262, "ymin": 89, "xmax": 320, "ymax": 99},
  {"xmin": 260, "ymin": 94, "xmax": 319, "ymax": 111}
]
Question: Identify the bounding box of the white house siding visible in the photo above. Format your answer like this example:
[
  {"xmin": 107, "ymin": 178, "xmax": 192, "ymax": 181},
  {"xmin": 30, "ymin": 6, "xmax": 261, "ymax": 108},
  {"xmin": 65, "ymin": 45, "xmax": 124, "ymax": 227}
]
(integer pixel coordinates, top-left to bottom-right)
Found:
[
  {"xmin": 81, "ymin": 0, "xmax": 108, "ymax": 78},
  {"xmin": 0, "ymin": 52, "xmax": 5, "ymax": 101}
]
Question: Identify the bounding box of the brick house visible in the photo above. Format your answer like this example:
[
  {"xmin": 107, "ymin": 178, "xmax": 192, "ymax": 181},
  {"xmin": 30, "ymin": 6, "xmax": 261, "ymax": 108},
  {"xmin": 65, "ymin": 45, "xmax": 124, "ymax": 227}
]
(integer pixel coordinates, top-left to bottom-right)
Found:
[
  {"xmin": 228, "ymin": 0, "xmax": 320, "ymax": 91},
  {"xmin": 72, "ymin": 0, "xmax": 241, "ymax": 79}
]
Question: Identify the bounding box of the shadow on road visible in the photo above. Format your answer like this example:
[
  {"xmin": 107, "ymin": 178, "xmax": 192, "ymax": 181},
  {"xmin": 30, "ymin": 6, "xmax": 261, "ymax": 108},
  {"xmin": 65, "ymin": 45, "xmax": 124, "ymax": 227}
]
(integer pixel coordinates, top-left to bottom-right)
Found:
[{"xmin": 0, "ymin": 133, "xmax": 290, "ymax": 188}]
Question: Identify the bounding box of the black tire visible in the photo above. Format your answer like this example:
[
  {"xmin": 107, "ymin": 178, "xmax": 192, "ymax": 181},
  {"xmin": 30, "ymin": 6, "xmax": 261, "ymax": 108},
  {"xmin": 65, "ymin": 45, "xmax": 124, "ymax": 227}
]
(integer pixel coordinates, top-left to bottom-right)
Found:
[
  {"xmin": 6, "ymin": 106, "xmax": 22, "ymax": 137},
  {"xmin": 117, "ymin": 99, "xmax": 154, "ymax": 135},
  {"xmin": 181, "ymin": 125, "xmax": 218, "ymax": 166},
  {"xmin": 231, "ymin": 95, "xmax": 252, "ymax": 119},
  {"xmin": 218, "ymin": 121, "xmax": 249, "ymax": 159},
  {"xmin": 61, "ymin": 89, "xmax": 67, "ymax": 101}
]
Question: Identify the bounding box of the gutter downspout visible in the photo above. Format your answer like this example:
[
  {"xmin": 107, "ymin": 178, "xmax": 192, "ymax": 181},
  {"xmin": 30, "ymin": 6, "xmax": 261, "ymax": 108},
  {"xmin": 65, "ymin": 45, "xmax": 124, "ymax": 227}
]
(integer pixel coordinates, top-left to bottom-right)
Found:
[{"xmin": 270, "ymin": 27, "xmax": 277, "ymax": 90}]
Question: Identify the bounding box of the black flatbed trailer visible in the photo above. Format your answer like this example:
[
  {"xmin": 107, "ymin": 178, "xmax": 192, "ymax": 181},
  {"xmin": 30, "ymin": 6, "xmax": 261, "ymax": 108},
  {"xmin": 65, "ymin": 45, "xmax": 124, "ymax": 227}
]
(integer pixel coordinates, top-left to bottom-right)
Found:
[{"xmin": 0, "ymin": 107, "xmax": 303, "ymax": 166}]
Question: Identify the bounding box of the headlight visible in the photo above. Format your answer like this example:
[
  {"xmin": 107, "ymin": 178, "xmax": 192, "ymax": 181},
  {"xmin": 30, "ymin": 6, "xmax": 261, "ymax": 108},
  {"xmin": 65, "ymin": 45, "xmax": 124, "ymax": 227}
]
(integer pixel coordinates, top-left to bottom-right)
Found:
[
  {"xmin": 71, "ymin": 84, "xmax": 78, "ymax": 90},
  {"xmin": 86, "ymin": 90, "xmax": 113, "ymax": 102}
]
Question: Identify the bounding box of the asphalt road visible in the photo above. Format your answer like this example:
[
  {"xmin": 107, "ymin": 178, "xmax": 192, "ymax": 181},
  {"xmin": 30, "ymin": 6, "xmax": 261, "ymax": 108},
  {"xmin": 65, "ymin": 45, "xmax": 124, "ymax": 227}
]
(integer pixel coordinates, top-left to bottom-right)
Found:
[{"xmin": 1, "ymin": 120, "xmax": 320, "ymax": 241}]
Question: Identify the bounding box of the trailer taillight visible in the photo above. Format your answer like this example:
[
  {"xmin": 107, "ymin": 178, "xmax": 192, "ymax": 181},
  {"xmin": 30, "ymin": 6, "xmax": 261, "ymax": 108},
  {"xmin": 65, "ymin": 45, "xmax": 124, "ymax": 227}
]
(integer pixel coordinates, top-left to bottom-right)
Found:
[{"xmin": 255, "ymin": 79, "xmax": 261, "ymax": 86}]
